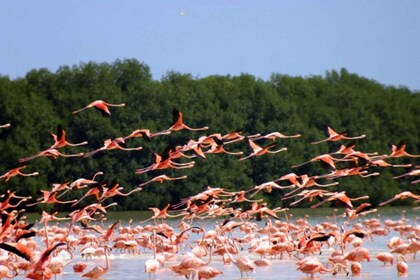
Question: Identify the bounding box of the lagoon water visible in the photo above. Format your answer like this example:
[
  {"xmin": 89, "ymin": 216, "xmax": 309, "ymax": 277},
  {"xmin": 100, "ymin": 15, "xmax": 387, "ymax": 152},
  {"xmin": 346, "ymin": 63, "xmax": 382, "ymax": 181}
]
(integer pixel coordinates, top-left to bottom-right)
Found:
[{"xmin": 27, "ymin": 207, "xmax": 419, "ymax": 280}]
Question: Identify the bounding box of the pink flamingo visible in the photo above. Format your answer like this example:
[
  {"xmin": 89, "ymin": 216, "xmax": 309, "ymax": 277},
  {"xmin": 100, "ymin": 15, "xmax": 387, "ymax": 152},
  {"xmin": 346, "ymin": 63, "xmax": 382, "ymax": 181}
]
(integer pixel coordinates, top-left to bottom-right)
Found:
[
  {"xmin": 239, "ymin": 139, "xmax": 287, "ymax": 161},
  {"xmin": 0, "ymin": 165, "xmax": 39, "ymax": 181},
  {"xmin": 72, "ymin": 100, "xmax": 125, "ymax": 116},
  {"xmin": 82, "ymin": 246, "xmax": 110, "ymax": 279},
  {"xmin": 311, "ymin": 125, "xmax": 366, "ymax": 144}
]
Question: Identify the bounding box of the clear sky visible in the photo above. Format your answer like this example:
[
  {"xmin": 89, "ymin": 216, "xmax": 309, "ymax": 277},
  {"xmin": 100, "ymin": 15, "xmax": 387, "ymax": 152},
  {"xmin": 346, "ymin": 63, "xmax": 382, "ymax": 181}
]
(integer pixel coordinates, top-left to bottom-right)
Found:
[{"xmin": 1, "ymin": 1, "xmax": 420, "ymax": 91}]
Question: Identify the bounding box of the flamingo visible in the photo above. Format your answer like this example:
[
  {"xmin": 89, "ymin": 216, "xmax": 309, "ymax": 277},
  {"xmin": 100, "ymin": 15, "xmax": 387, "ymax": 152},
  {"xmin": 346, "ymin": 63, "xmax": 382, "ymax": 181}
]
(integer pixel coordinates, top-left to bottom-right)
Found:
[
  {"xmin": 25, "ymin": 242, "xmax": 67, "ymax": 280},
  {"xmin": 311, "ymin": 125, "xmax": 366, "ymax": 144},
  {"xmin": 386, "ymin": 141, "xmax": 420, "ymax": 158},
  {"xmin": 283, "ymin": 189, "xmax": 331, "ymax": 206},
  {"xmin": 27, "ymin": 190, "xmax": 77, "ymax": 207},
  {"xmin": 72, "ymin": 100, "xmax": 125, "ymax": 116},
  {"xmin": 394, "ymin": 168, "xmax": 420, "ymax": 179},
  {"xmin": 379, "ymin": 191, "xmax": 420, "ymax": 206},
  {"xmin": 82, "ymin": 246, "xmax": 110, "ymax": 279},
  {"xmin": 216, "ymin": 237, "xmax": 256, "ymax": 279},
  {"xmin": 135, "ymin": 152, "xmax": 195, "ymax": 174},
  {"xmin": 50, "ymin": 124, "xmax": 88, "ymax": 149},
  {"xmin": 18, "ymin": 148, "xmax": 84, "ymax": 163},
  {"xmin": 84, "ymin": 137, "xmax": 143, "ymax": 157},
  {"xmin": 124, "ymin": 128, "xmax": 171, "ymax": 141},
  {"xmin": 144, "ymin": 230, "xmax": 160, "ymax": 280},
  {"xmin": 0, "ymin": 123, "xmax": 11, "ymax": 129},
  {"xmin": 169, "ymin": 239, "xmax": 215, "ymax": 279},
  {"xmin": 397, "ymin": 256, "xmax": 408, "ymax": 275},
  {"xmin": 239, "ymin": 139, "xmax": 287, "ymax": 161},
  {"xmin": 248, "ymin": 131, "xmax": 301, "ymax": 141},
  {"xmin": 164, "ymin": 108, "xmax": 209, "ymax": 132},
  {"xmin": 344, "ymin": 203, "xmax": 377, "ymax": 220},
  {"xmin": 350, "ymin": 262, "xmax": 362, "ymax": 276},
  {"xmin": 138, "ymin": 174, "xmax": 188, "ymax": 188},
  {"xmin": 292, "ymin": 154, "xmax": 351, "ymax": 170},
  {"xmin": 0, "ymin": 165, "xmax": 39, "ymax": 181},
  {"xmin": 189, "ymin": 266, "xmax": 223, "ymax": 280},
  {"xmin": 375, "ymin": 252, "xmax": 394, "ymax": 265},
  {"xmin": 296, "ymin": 256, "xmax": 347, "ymax": 278},
  {"xmin": 310, "ymin": 191, "xmax": 369, "ymax": 209}
]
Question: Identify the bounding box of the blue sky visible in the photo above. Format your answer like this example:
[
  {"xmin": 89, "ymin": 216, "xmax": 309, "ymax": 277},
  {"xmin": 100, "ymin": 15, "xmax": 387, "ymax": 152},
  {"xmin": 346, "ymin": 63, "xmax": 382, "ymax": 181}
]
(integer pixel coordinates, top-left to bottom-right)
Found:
[{"xmin": 1, "ymin": 1, "xmax": 420, "ymax": 91}]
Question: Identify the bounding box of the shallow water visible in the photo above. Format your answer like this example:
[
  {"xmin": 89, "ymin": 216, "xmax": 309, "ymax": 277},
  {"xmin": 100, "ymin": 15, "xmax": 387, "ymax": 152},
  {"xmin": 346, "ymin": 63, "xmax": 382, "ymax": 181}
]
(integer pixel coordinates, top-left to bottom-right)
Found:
[{"xmin": 26, "ymin": 207, "xmax": 420, "ymax": 279}]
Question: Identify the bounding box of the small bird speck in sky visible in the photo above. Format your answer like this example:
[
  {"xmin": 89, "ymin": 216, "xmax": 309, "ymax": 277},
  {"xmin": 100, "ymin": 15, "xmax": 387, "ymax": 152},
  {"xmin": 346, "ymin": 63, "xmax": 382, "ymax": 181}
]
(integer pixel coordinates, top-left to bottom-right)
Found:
[{"xmin": 180, "ymin": 11, "xmax": 185, "ymax": 16}]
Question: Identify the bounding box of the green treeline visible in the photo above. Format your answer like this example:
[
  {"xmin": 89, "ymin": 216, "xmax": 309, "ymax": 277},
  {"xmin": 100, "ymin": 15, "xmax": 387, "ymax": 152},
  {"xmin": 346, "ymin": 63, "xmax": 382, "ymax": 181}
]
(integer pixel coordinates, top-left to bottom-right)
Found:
[{"xmin": 0, "ymin": 59, "xmax": 419, "ymax": 211}]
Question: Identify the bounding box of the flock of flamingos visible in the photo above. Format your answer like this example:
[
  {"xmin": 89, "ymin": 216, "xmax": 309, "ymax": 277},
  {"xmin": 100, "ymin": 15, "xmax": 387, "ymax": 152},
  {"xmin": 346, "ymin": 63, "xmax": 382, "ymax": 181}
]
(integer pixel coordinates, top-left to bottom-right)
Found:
[{"xmin": 0, "ymin": 99, "xmax": 419, "ymax": 279}]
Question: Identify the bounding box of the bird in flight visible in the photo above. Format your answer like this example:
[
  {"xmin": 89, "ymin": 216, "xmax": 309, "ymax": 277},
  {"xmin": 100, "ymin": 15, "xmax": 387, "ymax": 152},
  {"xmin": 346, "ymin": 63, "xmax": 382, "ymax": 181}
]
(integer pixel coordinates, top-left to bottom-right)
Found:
[{"xmin": 72, "ymin": 100, "xmax": 125, "ymax": 117}]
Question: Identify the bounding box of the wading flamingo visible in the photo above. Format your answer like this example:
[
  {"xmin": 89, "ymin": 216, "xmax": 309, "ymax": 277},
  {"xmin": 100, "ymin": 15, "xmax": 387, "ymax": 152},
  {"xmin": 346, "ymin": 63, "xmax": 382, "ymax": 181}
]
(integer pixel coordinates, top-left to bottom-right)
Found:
[
  {"xmin": 72, "ymin": 100, "xmax": 125, "ymax": 116},
  {"xmin": 144, "ymin": 230, "xmax": 160, "ymax": 280},
  {"xmin": 216, "ymin": 237, "xmax": 256, "ymax": 279},
  {"xmin": 82, "ymin": 246, "xmax": 110, "ymax": 279}
]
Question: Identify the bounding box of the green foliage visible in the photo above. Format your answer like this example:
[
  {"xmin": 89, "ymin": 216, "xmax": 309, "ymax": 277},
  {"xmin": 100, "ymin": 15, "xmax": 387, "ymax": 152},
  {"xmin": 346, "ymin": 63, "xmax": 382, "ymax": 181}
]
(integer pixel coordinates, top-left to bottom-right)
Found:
[{"xmin": 0, "ymin": 62, "xmax": 419, "ymax": 211}]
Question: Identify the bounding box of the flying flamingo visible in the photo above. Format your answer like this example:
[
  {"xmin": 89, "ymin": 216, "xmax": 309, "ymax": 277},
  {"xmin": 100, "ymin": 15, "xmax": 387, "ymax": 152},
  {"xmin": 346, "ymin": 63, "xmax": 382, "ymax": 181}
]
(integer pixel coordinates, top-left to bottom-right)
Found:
[
  {"xmin": 248, "ymin": 131, "xmax": 301, "ymax": 141},
  {"xmin": 19, "ymin": 148, "xmax": 84, "ymax": 163},
  {"xmin": 0, "ymin": 123, "xmax": 11, "ymax": 129},
  {"xmin": 27, "ymin": 190, "xmax": 77, "ymax": 207},
  {"xmin": 50, "ymin": 124, "xmax": 88, "ymax": 149},
  {"xmin": 310, "ymin": 191, "xmax": 370, "ymax": 209},
  {"xmin": 0, "ymin": 165, "xmax": 39, "ymax": 181},
  {"xmin": 283, "ymin": 189, "xmax": 332, "ymax": 206},
  {"xmin": 292, "ymin": 154, "xmax": 351, "ymax": 170},
  {"xmin": 135, "ymin": 152, "xmax": 195, "ymax": 174},
  {"xmin": 379, "ymin": 191, "xmax": 420, "ymax": 206},
  {"xmin": 394, "ymin": 168, "xmax": 420, "ymax": 180},
  {"xmin": 84, "ymin": 137, "xmax": 143, "ymax": 157},
  {"xmin": 344, "ymin": 203, "xmax": 377, "ymax": 220},
  {"xmin": 69, "ymin": 171, "xmax": 104, "ymax": 189},
  {"xmin": 204, "ymin": 137, "xmax": 243, "ymax": 156},
  {"xmin": 164, "ymin": 108, "xmax": 209, "ymax": 132},
  {"xmin": 99, "ymin": 183, "xmax": 142, "ymax": 202},
  {"xmin": 239, "ymin": 139, "xmax": 287, "ymax": 161},
  {"xmin": 72, "ymin": 100, "xmax": 125, "ymax": 116},
  {"xmin": 81, "ymin": 246, "xmax": 110, "ymax": 279},
  {"xmin": 124, "ymin": 128, "xmax": 171, "ymax": 141},
  {"xmin": 311, "ymin": 125, "xmax": 366, "ymax": 144},
  {"xmin": 386, "ymin": 141, "xmax": 420, "ymax": 158},
  {"xmin": 138, "ymin": 174, "xmax": 188, "ymax": 188}
]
